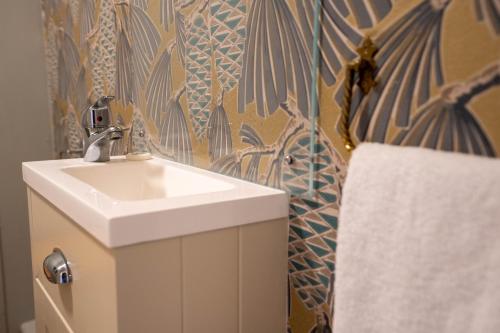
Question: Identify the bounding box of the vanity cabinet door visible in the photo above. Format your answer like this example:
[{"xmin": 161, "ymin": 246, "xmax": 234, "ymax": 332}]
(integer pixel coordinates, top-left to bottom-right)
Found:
[
  {"xmin": 28, "ymin": 189, "xmax": 119, "ymax": 333},
  {"xmin": 34, "ymin": 278, "xmax": 73, "ymax": 333}
]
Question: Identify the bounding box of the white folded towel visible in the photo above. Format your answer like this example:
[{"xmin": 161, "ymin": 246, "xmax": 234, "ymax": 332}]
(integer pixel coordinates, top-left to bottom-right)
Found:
[{"xmin": 334, "ymin": 144, "xmax": 500, "ymax": 333}]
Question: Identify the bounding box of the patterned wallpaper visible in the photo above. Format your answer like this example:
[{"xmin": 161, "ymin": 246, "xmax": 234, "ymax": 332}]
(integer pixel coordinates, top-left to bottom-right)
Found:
[{"xmin": 40, "ymin": 0, "xmax": 499, "ymax": 331}]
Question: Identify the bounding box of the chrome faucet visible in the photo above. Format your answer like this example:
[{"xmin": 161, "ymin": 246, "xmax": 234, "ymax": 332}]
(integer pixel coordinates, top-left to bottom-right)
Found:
[{"xmin": 81, "ymin": 96, "xmax": 124, "ymax": 162}]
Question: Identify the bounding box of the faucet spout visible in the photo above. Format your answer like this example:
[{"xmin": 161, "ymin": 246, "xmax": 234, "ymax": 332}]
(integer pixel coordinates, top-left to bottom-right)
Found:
[
  {"xmin": 83, "ymin": 126, "xmax": 124, "ymax": 162},
  {"xmin": 92, "ymin": 126, "xmax": 124, "ymax": 143}
]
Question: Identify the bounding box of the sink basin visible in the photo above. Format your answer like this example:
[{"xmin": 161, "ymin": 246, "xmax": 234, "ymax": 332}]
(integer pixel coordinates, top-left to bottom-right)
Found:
[
  {"xmin": 62, "ymin": 160, "xmax": 234, "ymax": 201},
  {"xmin": 22, "ymin": 156, "xmax": 288, "ymax": 247}
]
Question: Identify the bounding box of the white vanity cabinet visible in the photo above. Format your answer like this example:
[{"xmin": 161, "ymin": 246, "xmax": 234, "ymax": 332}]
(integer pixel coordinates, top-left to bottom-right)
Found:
[
  {"xmin": 23, "ymin": 157, "xmax": 289, "ymax": 333},
  {"xmin": 27, "ymin": 188, "xmax": 288, "ymax": 333}
]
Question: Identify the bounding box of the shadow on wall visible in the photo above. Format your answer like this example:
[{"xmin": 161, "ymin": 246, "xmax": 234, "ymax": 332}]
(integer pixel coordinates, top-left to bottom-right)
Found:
[{"xmin": 0, "ymin": 0, "xmax": 53, "ymax": 332}]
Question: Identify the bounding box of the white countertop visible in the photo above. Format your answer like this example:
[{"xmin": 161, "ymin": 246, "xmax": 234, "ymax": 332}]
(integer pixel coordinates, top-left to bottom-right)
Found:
[{"xmin": 22, "ymin": 156, "xmax": 289, "ymax": 248}]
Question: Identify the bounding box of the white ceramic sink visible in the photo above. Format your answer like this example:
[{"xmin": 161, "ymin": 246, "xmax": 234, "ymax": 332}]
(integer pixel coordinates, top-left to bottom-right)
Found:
[
  {"xmin": 62, "ymin": 159, "xmax": 235, "ymax": 201},
  {"xmin": 23, "ymin": 156, "xmax": 288, "ymax": 248}
]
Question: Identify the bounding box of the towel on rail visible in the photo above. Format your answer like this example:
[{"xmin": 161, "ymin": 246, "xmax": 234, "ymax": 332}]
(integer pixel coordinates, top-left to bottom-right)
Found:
[{"xmin": 334, "ymin": 143, "xmax": 500, "ymax": 333}]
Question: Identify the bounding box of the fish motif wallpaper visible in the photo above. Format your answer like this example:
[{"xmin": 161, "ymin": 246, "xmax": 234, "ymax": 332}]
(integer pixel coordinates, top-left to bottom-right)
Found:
[{"xmin": 40, "ymin": 0, "xmax": 500, "ymax": 331}]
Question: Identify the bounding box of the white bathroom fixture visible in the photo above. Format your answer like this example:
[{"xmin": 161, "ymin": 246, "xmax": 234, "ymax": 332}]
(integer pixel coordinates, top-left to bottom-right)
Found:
[
  {"xmin": 24, "ymin": 156, "xmax": 289, "ymax": 333},
  {"xmin": 22, "ymin": 156, "xmax": 288, "ymax": 248}
]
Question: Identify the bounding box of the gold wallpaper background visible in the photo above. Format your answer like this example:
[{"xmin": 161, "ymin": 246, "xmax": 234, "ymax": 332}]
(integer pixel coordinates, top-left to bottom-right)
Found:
[{"xmin": 40, "ymin": 0, "xmax": 499, "ymax": 331}]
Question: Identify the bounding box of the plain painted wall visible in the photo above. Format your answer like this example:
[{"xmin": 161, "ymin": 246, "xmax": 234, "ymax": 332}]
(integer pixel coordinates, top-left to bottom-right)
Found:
[{"xmin": 0, "ymin": 0, "xmax": 53, "ymax": 332}]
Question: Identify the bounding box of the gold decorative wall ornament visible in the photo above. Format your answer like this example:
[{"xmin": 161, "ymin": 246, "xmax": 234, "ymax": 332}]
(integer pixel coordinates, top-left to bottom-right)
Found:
[{"xmin": 340, "ymin": 37, "xmax": 378, "ymax": 152}]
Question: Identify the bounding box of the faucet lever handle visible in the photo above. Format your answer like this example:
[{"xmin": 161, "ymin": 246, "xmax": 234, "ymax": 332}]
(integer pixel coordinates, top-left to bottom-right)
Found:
[
  {"xmin": 87, "ymin": 96, "xmax": 115, "ymax": 129},
  {"xmin": 94, "ymin": 95, "xmax": 115, "ymax": 107}
]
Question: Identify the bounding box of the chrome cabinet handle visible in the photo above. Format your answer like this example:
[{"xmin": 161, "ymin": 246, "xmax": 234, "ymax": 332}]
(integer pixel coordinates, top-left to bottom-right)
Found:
[{"xmin": 43, "ymin": 248, "xmax": 72, "ymax": 285}]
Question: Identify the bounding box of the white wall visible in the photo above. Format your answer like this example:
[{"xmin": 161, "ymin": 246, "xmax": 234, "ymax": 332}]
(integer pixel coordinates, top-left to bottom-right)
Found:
[{"xmin": 0, "ymin": 0, "xmax": 53, "ymax": 332}]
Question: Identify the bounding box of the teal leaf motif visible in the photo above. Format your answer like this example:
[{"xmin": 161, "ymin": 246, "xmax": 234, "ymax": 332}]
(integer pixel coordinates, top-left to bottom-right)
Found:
[
  {"xmin": 209, "ymin": 0, "xmax": 246, "ymax": 91},
  {"xmin": 185, "ymin": 13, "xmax": 212, "ymax": 140},
  {"xmin": 283, "ymin": 134, "xmax": 344, "ymax": 310}
]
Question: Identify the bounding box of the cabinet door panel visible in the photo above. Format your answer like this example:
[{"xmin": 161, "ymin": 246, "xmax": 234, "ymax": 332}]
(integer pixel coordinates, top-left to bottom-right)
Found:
[
  {"xmin": 34, "ymin": 278, "xmax": 73, "ymax": 333},
  {"xmin": 29, "ymin": 189, "xmax": 118, "ymax": 333}
]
